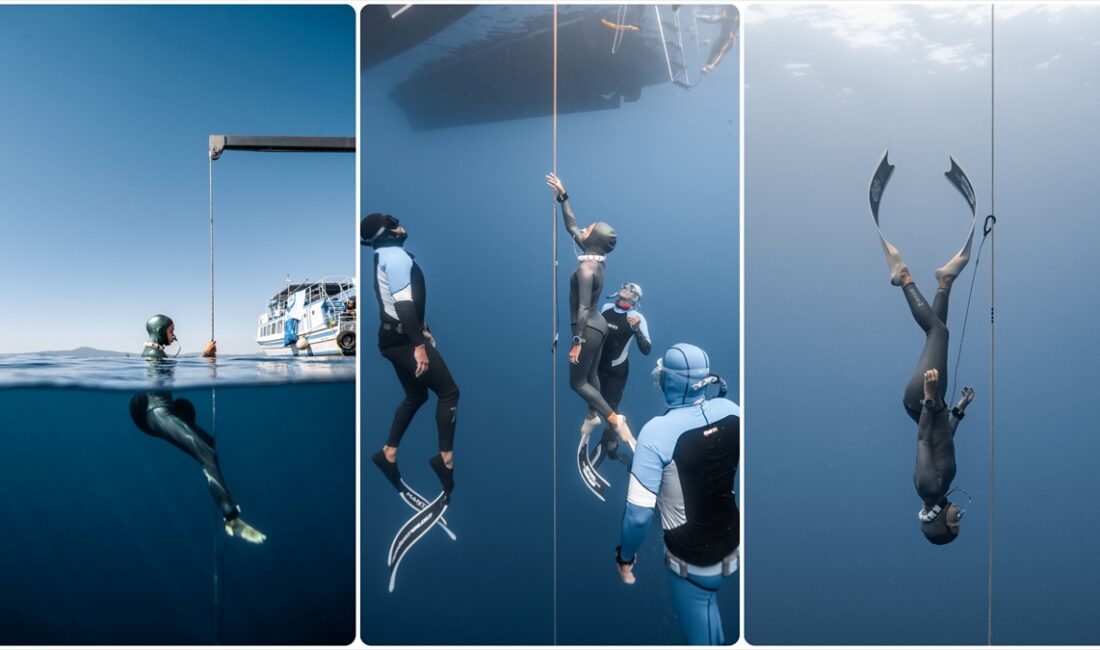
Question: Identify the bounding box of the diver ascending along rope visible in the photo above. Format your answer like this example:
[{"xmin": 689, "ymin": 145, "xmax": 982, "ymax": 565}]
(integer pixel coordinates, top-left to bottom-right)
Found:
[
  {"xmin": 869, "ymin": 151, "xmax": 977, "ymax": 545},
  {"xmin": 546, "ymin": 172, "xmax": 635, "ymax": 502}
]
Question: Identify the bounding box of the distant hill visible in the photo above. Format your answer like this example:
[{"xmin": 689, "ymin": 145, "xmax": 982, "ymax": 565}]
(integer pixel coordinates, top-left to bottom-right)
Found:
[{"xmin": 39, "ymin": 347, "xmax": 132, "ymax": 357}]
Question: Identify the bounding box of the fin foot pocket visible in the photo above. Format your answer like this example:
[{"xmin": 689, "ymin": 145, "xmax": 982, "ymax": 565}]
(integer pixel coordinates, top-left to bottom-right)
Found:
[{"xmin": 372, "ymin": 450, "xmax": 404, "ymax": 491}]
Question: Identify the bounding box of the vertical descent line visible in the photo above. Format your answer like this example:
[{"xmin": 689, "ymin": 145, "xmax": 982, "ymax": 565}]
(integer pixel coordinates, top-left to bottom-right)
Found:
[
  {"xmin": 551, "ymin": 4, "xmax": 559, "ymax": 645},
  {"xmin": 987, "ymin": 4, "xmax": 996, "ymax": 646},
  {"xmin": 209, "ymin": 155, "xmax": 215, "ymax": 342},
  {"xmin": 208, "ymin": 149, "xmax": 219, "ymax": 643}
]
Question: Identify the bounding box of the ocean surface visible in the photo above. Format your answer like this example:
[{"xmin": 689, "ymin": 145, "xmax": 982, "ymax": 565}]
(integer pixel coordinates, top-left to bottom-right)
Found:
[
  {"xmin": 0, "ymin": 355, "xmax": 355, "ymax": 645},
  {"xmin": 362, "ymin": 5, "xmax": 739, "ymax": 645}
]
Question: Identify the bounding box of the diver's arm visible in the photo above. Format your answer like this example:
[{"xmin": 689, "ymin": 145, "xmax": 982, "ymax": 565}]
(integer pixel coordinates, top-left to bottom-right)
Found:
[
  {"xmin": 619, "ymin": 426, "xmax": 663, "ymax": 566},
  {"xmin": 620, "ymin": 485, "xmax": 656, "ymax": 560},
  {"xmin": 573, "ymin": 264, "xmax": 597, "ymax": 337},
  {"xmin": 632, "ymin": 313, "xmax": 652, "ymax": 355},
  {"xmin": 547, "ymin": 173, "xmax": 585, "ymax": 244},
  {"xmin": 560, "ymin": 196, "xmax": 585, "ymax": 246},
  {"xmin": 948, "ymin": 386, "xmax": 974, "ymax": 436}
]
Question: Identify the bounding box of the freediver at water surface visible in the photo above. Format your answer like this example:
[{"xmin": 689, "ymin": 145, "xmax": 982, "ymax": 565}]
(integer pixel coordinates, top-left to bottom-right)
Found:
[
  {"xmin": 616, "ymin": 343, "xmax": 739, "ymax": 645},
  {"xmin": 871, "ymin": 153, "xmax": 977, "ymax": 545},
  {"xmin": 131, "ymin": 314, "xmax": 265, "ymax": 543},
  {"xmin": 363, "ymin": 213, "xmax": 459, "ymax": 590},
  {"xmin": 589, "ymin": 281, "xmax": 651, "ymax": 469},
  {"xmin": 547, "ymin": 172, "xmax": 635, "ymax": 500}
]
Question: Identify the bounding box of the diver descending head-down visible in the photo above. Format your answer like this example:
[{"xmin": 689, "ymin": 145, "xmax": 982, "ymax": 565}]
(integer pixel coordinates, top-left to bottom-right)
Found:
[
  {"xmin": 590, "ymin": 282, "xmax": 652, "ymax": 469},
  {"xmin": 547, "ymin": 172, "xmax": 635, "ymax": 500},
  {"xmin": 870, "ymin": 152, "xmax": 977, "ymax": 546},
  {"xmin": 133, "ymin": 316, "xmax": 264, "ymax": 543},
  {"xmin": 617, "ymin": 344, "xmax": 739, "ymax": 645}
]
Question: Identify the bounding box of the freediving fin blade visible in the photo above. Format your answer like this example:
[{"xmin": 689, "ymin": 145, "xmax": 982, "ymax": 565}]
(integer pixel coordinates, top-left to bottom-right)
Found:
[
  {"xmin": 577, "ymin": 433, "xmax": 610, "ymax": 501},
  {"xmin": 387, "ymin": 491, "xmax": 450, "ymax": 593},
  {"xmin": 868, "ymin": 149, "xmax": 895, "ymax": 224},
  {"xmin": 944, "ymin": 156, "xmax": 977, "ymax": 217},
  {"xmin": 398, "ymin": 479, "xmax": 457, "ymax": 541}
]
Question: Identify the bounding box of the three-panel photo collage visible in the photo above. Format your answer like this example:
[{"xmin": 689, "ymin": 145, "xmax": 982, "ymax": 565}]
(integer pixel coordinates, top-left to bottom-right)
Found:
[{"xmin": 1, "ymin": 2, "xmax": 1097, "ymax": 648}]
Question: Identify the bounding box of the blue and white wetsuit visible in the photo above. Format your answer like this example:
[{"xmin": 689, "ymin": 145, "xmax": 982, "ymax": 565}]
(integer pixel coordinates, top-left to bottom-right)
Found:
[
  {"xmin": 372, "ymin": 243, "xmax": 459, "ymax": 452},
  {"xmin": 619, "ymin": 397, "xmax": 740, "ymax": 645}
]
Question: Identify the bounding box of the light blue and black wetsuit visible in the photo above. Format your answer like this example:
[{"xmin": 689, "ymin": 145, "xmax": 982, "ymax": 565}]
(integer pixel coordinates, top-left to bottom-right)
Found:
[
  {"xmin": 370, "ymin": 232, "xmax": 459, "ymax": 455},
  {"xmin": 557, "ymin": 191, "xmax": 619, "ymax": 418},
  {"xmin": 364, "ymin": 213, "xmax": 458, "ymax": 496},
  {"xmin": 619, "ymin": 344, "xmax": 739, "ymax": 646}
]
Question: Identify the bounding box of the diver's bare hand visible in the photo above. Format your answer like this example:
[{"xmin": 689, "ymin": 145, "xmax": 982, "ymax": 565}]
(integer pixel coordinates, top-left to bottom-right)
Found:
[
  {"xmin": 414, "ymin": 344, "xmax": 429, "ymax": 377},
  {"xmin": 627, "ymin": 316, "xmax": 640, "ymax": 329},
  {"xmin": 569, "ymin": 343, "xmax": 582, "ymax": 365},
  {"xmin": 959, "ymin": 386, "xmax": 975, "ymax": 409},
  {"xmin": 203, "ymin": 340, "xmax": 217, "ymax": 358},
  {"xmin": 546, "ymin": 173, "xmax": 566, "ymax": 195}
]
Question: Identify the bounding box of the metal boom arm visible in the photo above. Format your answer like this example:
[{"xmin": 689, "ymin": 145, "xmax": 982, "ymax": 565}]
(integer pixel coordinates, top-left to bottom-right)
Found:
[{"xmin": 209, "ymin": 135, "xmax": 355, "ymax": 160}]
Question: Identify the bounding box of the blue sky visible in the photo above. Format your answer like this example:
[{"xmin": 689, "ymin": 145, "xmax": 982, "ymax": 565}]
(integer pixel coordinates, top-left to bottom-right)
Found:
[
  {"xmin": 745, "ymin": 5, "xmax": 1100, "ymax": 644},
  {"xmin": 0, "ymin": 6, "xmax": 354, "ymax": 354}
]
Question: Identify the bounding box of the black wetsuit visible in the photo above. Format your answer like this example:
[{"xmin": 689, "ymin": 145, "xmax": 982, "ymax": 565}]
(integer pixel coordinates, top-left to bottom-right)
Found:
[
  {"xmin": 597, "ymin": 304, "xmax": 652, "ymax": 413},
  {"xmin": 560, "ymin": 195, "xmax": 618, "ymax": 419},
  {"xmin": 129, "ymin": 391, "xmax": 240, "ymax": 521},
  {"xmin": 902, "ymin": 282, "xmax": 964, "ymax": 509},
  {"xmin": 372, "ymin": 241, "xmax": 459, "ymax": 453}
]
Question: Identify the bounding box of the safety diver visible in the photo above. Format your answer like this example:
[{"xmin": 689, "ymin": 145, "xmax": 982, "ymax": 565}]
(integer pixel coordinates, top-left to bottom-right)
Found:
[
  {"xmin": 616, "ymin": 343, "xmax": 739, "ymax": 645},
  {"xmin": 362, "ymin": 213, "xmax": 458, "ymax": 500},
  {"xmin": 131, "ymin": 315, "xmax": 265, "ymax": 543},
  {"xmin": 590, "ymin": 282, "xmax": 651, "ymax": 467},
  {"xmin": 877, "ymin": 216, "xmax": 976, "ymax": 545},
  {"xmin": 546, "ymin": 173, "xmax": 635, "ymax": 451}
]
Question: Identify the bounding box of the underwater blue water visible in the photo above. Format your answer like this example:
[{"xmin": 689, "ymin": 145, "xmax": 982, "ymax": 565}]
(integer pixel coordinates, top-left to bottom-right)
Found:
[
  {"xmin": 745, "ymin": 6, "xmax": 1100, "ymax": 645},
  {"xmin": 362, "ymin": 5, "xmax": 739, "ymax": 645},
  {"xmin": 0, "ymin": 358, "xmax": 355, "ymax": 645}
]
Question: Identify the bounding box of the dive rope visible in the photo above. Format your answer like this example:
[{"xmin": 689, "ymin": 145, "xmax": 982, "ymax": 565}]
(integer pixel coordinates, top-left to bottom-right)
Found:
[{"xmin": 551, "ymin": 5, "xmax": 559, "ymax": 644}]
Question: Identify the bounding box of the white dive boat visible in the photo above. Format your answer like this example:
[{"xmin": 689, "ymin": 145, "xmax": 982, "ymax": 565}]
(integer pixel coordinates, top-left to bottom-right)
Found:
[{"xmin": 256, "ymin": 276, "xmax": 356, "ymax": 356}]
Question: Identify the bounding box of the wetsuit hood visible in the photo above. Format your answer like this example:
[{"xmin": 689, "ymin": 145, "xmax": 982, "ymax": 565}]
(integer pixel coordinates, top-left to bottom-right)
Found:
[
  {"xmin": 655, "ymin": 343, "xmax": 713, "ymax": 408},
  {"xmin": 920, "ymin": 501, "xmax": 961, "ymax": 545},
  {"xmin": 362, "ymin": 212, "xmax": 407, "ymax": 248},
  {"xmin": 583, "ymin": 221, "xmax": 617, "ymax": 256},
  {"xmin": 146, "ymin": 314, "xmax": 174, "ymax": 346}
]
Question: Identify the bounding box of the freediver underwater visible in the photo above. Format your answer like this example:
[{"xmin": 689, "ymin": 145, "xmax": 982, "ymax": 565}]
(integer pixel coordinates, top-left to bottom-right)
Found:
[
  {"xmin": 870, "ymin": 152, "xmax": 978, "ymax": 545},
  {"xmin": 132, "ymin": 315, "xmax": 265, "ymax": 544},
  {"xmin": 547, "ymin": 172, "xmax": 636, "ymax": 501},
  {"xmin": 362, "ymin": 213, "xmax": 460, "ymax": 592},
  {"xmin": 587, "ymin": 281, "xmax": 652, "ymax": 470},
  {"xmin": 616, "ymin": 343, "xmax": 739, "ymax": 645}
]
